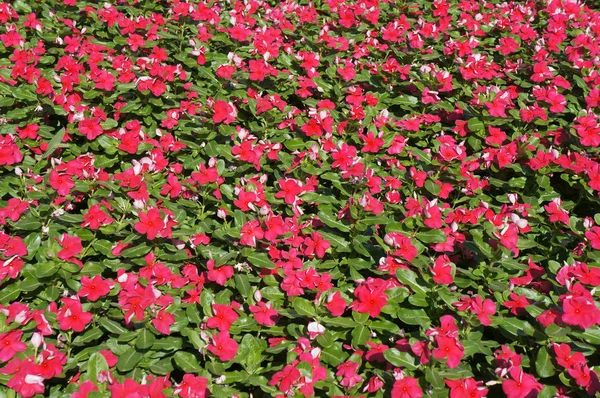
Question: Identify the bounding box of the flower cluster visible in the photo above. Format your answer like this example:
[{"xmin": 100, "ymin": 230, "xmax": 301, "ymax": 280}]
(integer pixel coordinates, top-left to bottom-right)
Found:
[{"xmin": 1, "ymin": 0, "xmax": 600, "ymax": 396}]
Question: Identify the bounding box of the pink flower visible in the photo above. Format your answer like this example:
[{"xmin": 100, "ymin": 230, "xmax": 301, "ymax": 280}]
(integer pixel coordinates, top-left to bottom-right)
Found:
[
  {"xmin": 391, "ymin": 376, "xmax": 423, "ymax": 398},
  {"xmin": 432, "ymin": 335, "xmax": 464, "ymax": 368},
  {"xmin": 249, "ymin": 302, "xmax": 279, "ymax": 326},
  {"xmin": 0, "ymin": 331, "xmax": 27, "ymax": 362},
  {"xmin": 134, "ymin": 208, "xmax": 165, "ymax": 240},
  {"xmin": 336, "ymin": 361, "xmax": 363, "ymax": 389},
  {"xmin": 502, "ymin": 368, "xmax": 542, "ymax": 398},
  {"xmin": 77, "ymin": 275, "xmax": 111, "ymax": 301},
  {"xmin": 207, "ymin": 332, "xmax": 238, "ymax": 361},
  {"xmin": 56, "ymin": 233, "xmax": 82, "ymax": 267},
  {"xmin": 207, "ymin": 304, "xmax": 239, "ymax": 332},
  {"xmin": 152, "ymin": 309, "xmax": 175, "ymax": 335}
]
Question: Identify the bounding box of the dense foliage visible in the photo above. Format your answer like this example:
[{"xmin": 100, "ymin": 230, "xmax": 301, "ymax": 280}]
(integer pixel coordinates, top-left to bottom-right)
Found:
[{"xmin": 1, "ymin": 0, "xmax": 600, "ymax": 396}]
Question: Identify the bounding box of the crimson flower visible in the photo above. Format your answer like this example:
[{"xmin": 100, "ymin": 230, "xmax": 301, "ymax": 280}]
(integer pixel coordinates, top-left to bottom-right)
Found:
[
  {"xmin": 432, "ymin": 335, "xmax": 464, "ymax": 368},
  {"xmin": 350, "ymin": 284, "xmax": 388, "ymax": 318},
  {"xmin": 501, "ymin": 368, "xmax": 542, "ymax": 398},
  {"xmin": 56, "ymin": 233, "xmax": 82, "ymax": 267},
  {"xmin": 325, "ymin": 291, "xmax": 347, "ymax": 316},
  {"xmin": 268, "ymin": 364, "xmax": 301, "ymax": 394},
  {"xmin": 206, "ymin": 260, "xmax": 234, "ymax": 286},
  {"xmin": 207, "ymin": 331, "xmax": 238, "ymax": 361},
  {"xmin": 152, "ymin": 309, "xmax": 175, "ymax": 335},
  {"xmin": 561, "ymin": 296, "xmax": 600, "ymax": 329},
  {"xmin": 0, "ymin": 331, "xmax": 27, "ymax": 362},
  {"xmin": 391, "ymin": 376, "xmax": 423, "ymax": 398},
  {"xmin": 249, "ymin": 302, "xmax": 279, "ymax": 326},
  {"xmin": 207, "ymin": 304, "xmax": 239, "ymax": 332},
  {"xmin": 445, "ymin": 378, "xmax": 488, "ymax": 398},
  {"xmin": 77, "ymin": 275, "xmax": 111, "ymax": 301},
  {"xmin": 56, "ymin": 298, "xmax": 93, "ymax": 332},
  {"xmin": 49, "ymin": 170, "xmax": 75, "ymax": 196},
  {"xmin": 134, "ymin": 208, "xmax": 165, "ymax": 240}
]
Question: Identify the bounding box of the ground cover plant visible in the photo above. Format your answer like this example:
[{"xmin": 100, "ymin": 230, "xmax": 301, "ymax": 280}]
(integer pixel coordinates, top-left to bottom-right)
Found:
[{"xmin": 2, "ymin": 0, "xmax": 600, "ymax": 396}]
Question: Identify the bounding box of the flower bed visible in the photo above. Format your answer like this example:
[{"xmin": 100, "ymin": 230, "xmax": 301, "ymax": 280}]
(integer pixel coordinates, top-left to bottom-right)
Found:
[{"xmin": 1, "ymin": 0, "xmax": 600, "ymax": 396}]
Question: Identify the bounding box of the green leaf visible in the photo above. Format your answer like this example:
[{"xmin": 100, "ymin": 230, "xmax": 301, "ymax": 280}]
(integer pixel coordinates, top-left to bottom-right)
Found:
[
  {"xmin": 117, "ymin": 348, "xmax": 143, "ymax": 372},
  {"xmin": 73, "ymin": 328, "xmax": 104, "ymax": 345},
  {"xmin": 35, "ymin": 262, "xmax": 59, "ymax": 278},
  {"xmin": 86, "ymin": 352, "xmax": 110, "ymax": 384},
  {"xmin": 571, "ymin": 326, "xmax": 600, "ymax": 345},
  {"xmin": 383, "ymin": 348, "xmax": 418, "ymax": 370},
  {"xmin": 292, "ymin": 297, "xmax": 317, "ymax": 317},
  {"xmin": 398, "ymin": 308, "xmax": 430, "ymax": 328},
  {"xmin": 499, "ymin": 318, "xmax": 535, "ymax": 337},
  {"xmin": 416, "ymin": 229, "xmax": 447, "ymax": 244},
  {"xmin": 351, "ymin": 325, "xmax": 369, "ymax": 347},
  {"xmin": 469, "ymin": 229, "xmax": 494, "ymax": 259},
  {"xmin": 234, "ymin": 274, "xmax": 252, "ymax": 298},
  {"xmin": 99, "ymin": 318, "xmax": 128, "ymax": 334},
  {"xmin": 0, "ymin": 284, "xmax": 20, "ymax": 304},
  {"xmin": 318, "ymin": 211, "xmax": 351, "ymax": 232},
  {"xmin": 240, "ymin": 334, "xmax": 265, "ymax": 373},
  {"xmin": 92, "ymin": 240, "xmax": 114, "ymax": 256},
  {"xmin": 467, "ymin": 117, "xmax": 484, "ymax": 132},
  {"xmin": 322, "ymin": 317, "xmax": 357, "ymax": 328},
  {"xmin": 319, "ymin": 231, "xmax": 351, "ymax": 252},
  {"xmin": 395, "ymin": 268, "xmax": 429, "ymax": 295},
  {"xmin": 136, "ymin": 329, "xmax": 156, "ymax": 350},
  {"xmin": 173, "ymin": 351, "xmax": 200, "ymax": 373},
  {"xmin": 538, "ymin": 386, "xmax": 558, "ymax": 398},
  {"xmin": 535, "ymin": 347, "xmax": 555, "ymax": 378},
  {"xmin": 321, "ymin": 344, "xmax": 348, "ymax": 367},
  {"xmin": 120, "ymin": 243, "xmax": 152, "ymax": 258},
  {"xmin": 410, "ymin": 147, "xmax": 432, "ymax": 164},
  {"xmin": 12, "ymin": 216, "xmax": 42, "ymax": 231},
  {"xmin": 13, "ymin": 87, "xmax": 38, "ymax": 102},
  {"xmin": 247, "ymin": 252, "xmax": 277, "ymax": 269},
  {"xmin": 43, "ymin": 128, "xmax": 66, "ymax": 158}
]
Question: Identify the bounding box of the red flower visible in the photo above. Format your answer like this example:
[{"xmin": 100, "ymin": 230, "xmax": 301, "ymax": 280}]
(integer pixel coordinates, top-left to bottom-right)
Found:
[
  {"xmin": 81, "ymin": 204, "xmax": 114, "ymax": 230},
  {"xmin": 71, "ymin": 381, "xmax": 98, "ymax": 398},
  {"xmin": 365, "ymin": 342, "xmax": 388, "ymax": 363},
  {"xmin": 391, "ymin": 376, "xmax": 423, "ymax": 398},
  {"xmin": 249, "ymin": 302, "xmax": 279, "ymax": 326},
  {"xmin": 304, "ymin": 232, "xmax": 331, "ymax": 258},
  {"xmin": 206, "ymin": 260, "xmax": 234, "ymax": 286},
  {"xmin": 501, "ymin": 368, "xmax": 542, "ymax": 398},
  {"xmin": 207, "ymin": 331, "xmax": 238, "ymax": 361},
  {"xmin": 239, "ymin": 220, "xmax": 264, "ymax": 247},
  {"xmin": 77, "ymin": 275, "xmax": 111, "ymax": 301},
  {"xmin": 561, "ymin": 296, "xmax": 600, "ymax": 329},
  {"xmin": 336, "ymin": 360, "xmax": 363, "ymax": 389},
  {"xmin": 207, "ymin": 304, "xmax": 239, "ymax": 332},
  {"xmin": 325, "ymin": 291, "xmax": 347, "ymax": 316},
  {"xmin": 0, "ymin": 331, "xmax": 26, "ymax": 362},
  {"xmin": 471, "ymin": 296, "xmax": 497, "ymax": 326},
  {"xmin": 432, "ymin": 335, "xmax": 464, "ymax": 368},
  {"xmin": 134, "ymin": 208, "xmax": 165, "ymax": 240},
  {"xmin": 504, "ymin": 293, "xmax": 530, "ymax": 316},
  {"xmin": 431, "ymin": 255, "xmax": 454, "ymax": 284},
  {"xmin": 49, "ymin": 170, "xmax": 75, "ymax": 196},
  {"xmin": 212, "ymin": 100, "xmax": 237, "ymax": 124},
  {"xmin": 174, "ymin": 374, "xmax": 209, "ymax": 398},
  {"xmin": 78, "ymin": 118, "xmax": 103, "ymax": 140},
  {"xmin": 56, "ymin": 233, "xmax": 82, "ymax": 266},
  {"xmin": 269, "ymin": 364, "xmax": 301, "ymax": 394},
  {"xmin": 350, "ymin": 283, "xmax": 388, "ymax": 318},
  {"xmin": 57, "ymin": 297, "xmax": 93, "ymax": 332},
  {"xmin": 585, "ymin": 226, "xmax": 600, "ymax": 249},
  {"xmin": 152, "ymin": 309, "xmax": 175, "ymax": 335},
  {"xmin": 445, "ymin": 378, "xmax": 488, "ymax": 398}
]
